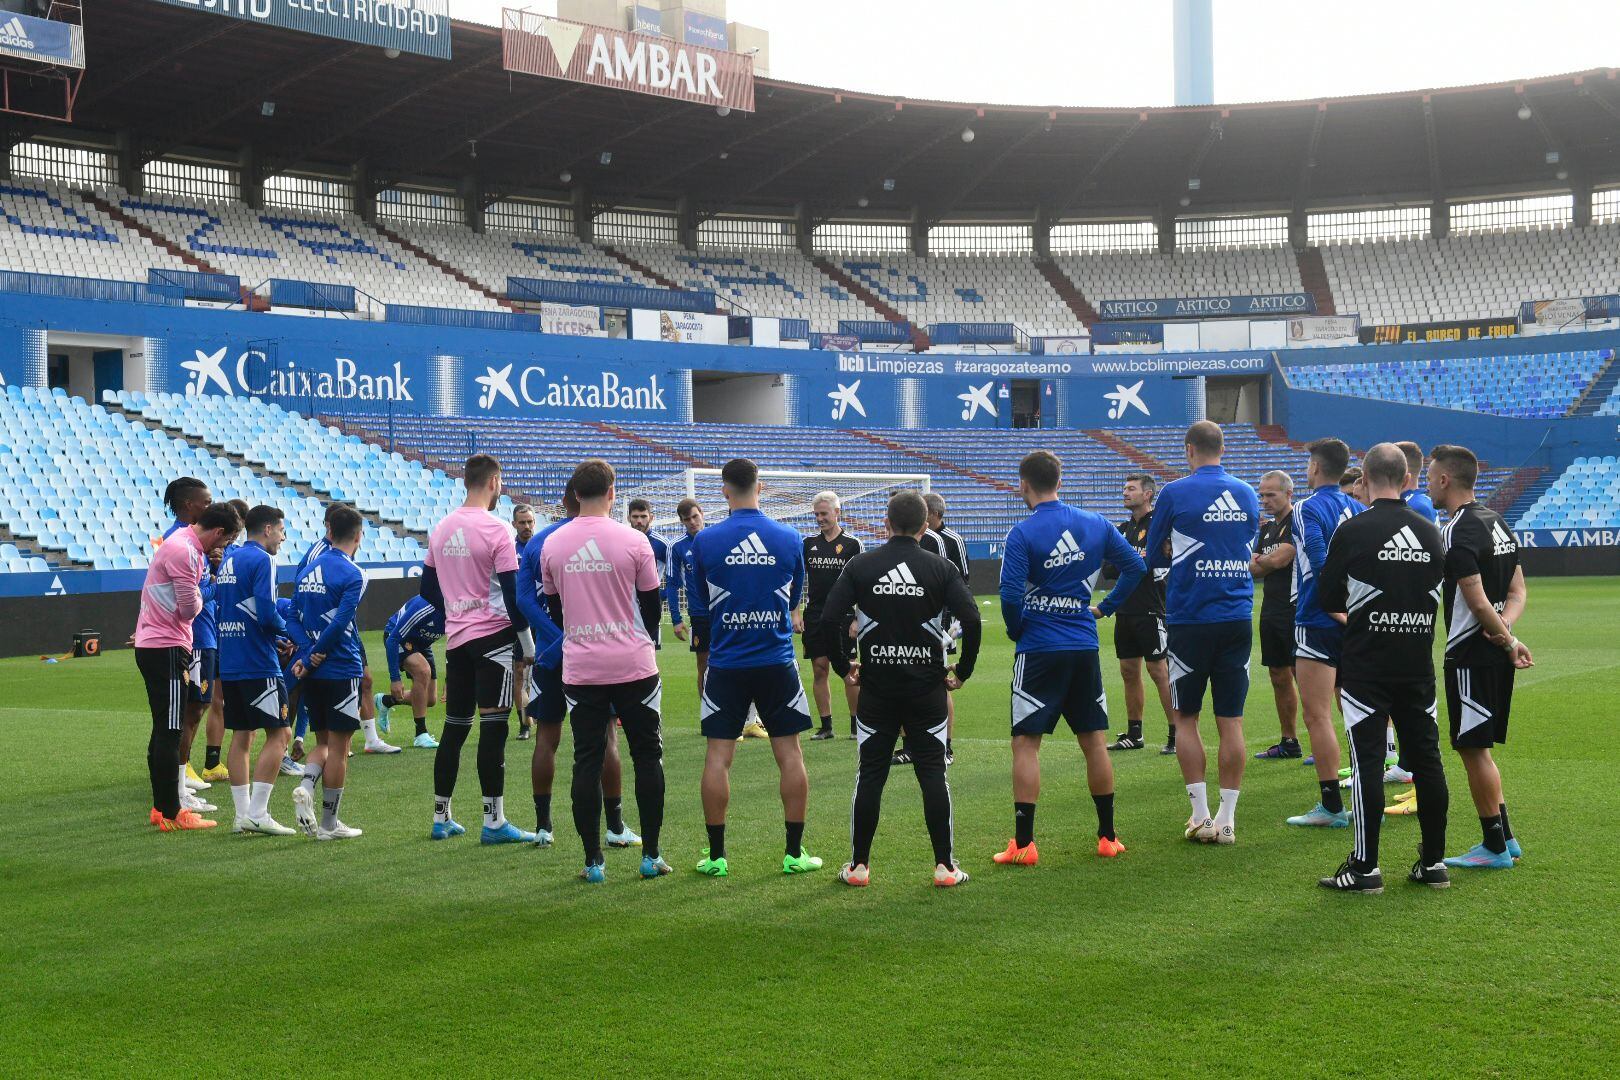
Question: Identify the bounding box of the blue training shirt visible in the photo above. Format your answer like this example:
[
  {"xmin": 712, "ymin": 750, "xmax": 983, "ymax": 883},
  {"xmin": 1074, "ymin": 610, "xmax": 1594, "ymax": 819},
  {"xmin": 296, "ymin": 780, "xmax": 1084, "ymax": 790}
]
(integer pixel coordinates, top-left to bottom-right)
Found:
[
  {"xmin": 689, "ymin": 508, "xmax": 804, "ymax": 670},
  {"xmin": 516, "ymin": 519, "xmax": 569, "ymax": 670},
  {"xmin": 666, "ymin": 532, "xmax": 708, "ymax": 624},
  {"xmin": 1143, "ymin": 464, "xmax": 1262, "ymax": 626},
  {"xmin": 1291, "ymin": 485, "xmax": 1364, "ymax": 629},
  {"xmin": 215, "ymin": 540, "xmax": 287, "ymax": 680},
  {"xmin": 999, "ymin": 499, "xmax": 1147, "ymax": 654},
  {"xmin": 293, "ymin": 546, "xmax": 367, "ymax": 679},
  {"xmin": 383, "ymin": 595, "xmax": 444, "ymax": 682},
  {"xmin": 1402, "ymin": 488, "xmax": 1437, "ymax": 522}
]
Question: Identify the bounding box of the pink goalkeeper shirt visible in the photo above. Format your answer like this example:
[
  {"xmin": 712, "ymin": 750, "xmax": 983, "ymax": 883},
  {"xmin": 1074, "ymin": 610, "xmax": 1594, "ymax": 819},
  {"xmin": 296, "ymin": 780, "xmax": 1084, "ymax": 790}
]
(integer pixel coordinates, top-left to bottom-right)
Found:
[
  {"xmin": 426, "ymin": 505, "xmax": 520, "ymax": 649},
  {"xmin": 539, "ymin": 515, "xmax": 659, "ymax": 686},
  {"xmin": 134, "ymin": 525, "xmax": 205, "ymax": 649}
]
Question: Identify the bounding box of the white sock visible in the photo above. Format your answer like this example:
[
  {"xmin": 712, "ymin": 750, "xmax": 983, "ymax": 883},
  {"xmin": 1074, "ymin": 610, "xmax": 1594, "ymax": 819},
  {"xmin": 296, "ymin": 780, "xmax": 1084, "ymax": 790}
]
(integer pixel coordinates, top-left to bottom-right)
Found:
[
  {"xmin": 1186, "ymin": 781, "xmax": 1210, "ymax": 822},
  {"xmin": 434, "ymin": 797, "xmax": 452, "ymax": 824},
  {"xmin": 231, "ymin": 784, "xmax": 250, "ymax": 818},
  {"xmin": 361, "ymin": 716, "xmax": 380, "ymax": 742},
  {"xmin": 1215, "ymin": 788, "xmax": 1240, "ymax": 828},
  {"xmin": 300, "ymin": 763, "xmax": 322, "ymax": 794},
  {"xmin": 177, "ymin": 763, "xmax": 188, "ymax": 804},
  {"xmin": 249, "ymin": 781, "xmax": 273, "ymax": 819},
  {"xmin": 484, "ymin": 795, "xmax": 505, "ymax": 829},
  {"xmin": 1386, "ymin": 726, "xmax": 1397, "ymax": 757}
]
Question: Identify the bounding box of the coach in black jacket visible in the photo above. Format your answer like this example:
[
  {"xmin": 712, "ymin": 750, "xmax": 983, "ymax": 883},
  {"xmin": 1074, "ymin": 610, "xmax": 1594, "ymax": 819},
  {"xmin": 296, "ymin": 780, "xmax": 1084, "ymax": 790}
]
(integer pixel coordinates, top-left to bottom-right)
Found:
[
  {"xmin": 1316, "ymin": 443, "xmax": 1451, "ymax": 895},
  {"xmin": 820, "ymin": 490, "xmax": 981, "ymax": 885}
]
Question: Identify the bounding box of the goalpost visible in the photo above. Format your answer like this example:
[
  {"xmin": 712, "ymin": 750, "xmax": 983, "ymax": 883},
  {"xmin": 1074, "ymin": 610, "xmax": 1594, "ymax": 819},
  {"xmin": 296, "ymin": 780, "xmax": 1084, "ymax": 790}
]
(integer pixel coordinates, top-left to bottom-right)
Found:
[{"xmin": 616, "ymin": 468, "xmax": 932, "ymax": 533}]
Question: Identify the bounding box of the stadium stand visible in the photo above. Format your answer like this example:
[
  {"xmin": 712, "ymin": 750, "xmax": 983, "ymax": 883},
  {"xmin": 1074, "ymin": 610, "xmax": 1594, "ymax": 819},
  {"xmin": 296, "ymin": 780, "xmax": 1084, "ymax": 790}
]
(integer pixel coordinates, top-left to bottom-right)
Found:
[
  {"xmin": 830, "ymin": 253, "xmax": 1087, "ymax": 341},
  {"xmin": 1320, "ymin": 224, "xmax": 1620, "ymax": 328},
  {"xmin": 1286, "ymin": 350, "xmax": 1610, "ymax": 418},
  {"xmin": 0, "ymin": 180, "xmax": 193, "ymax": 283},
  {"xmin": 113, "ymin": 192, "xmax": 502, "ymax": 311},
  {"xmin": 107, "ymin": 391, "xmax": 500, "ymax": 541},
  {"xmin": 391, "ymin": 224, "xmax": 663, "ymax": 299},
  {"xmin": 0, "ymin": 385, "xmax": 419, "ymax": 572},
  {"xmin": 1056, "ymin": 246, "xmax": 1304, "ymax": 310},
  {"xmin": 617, "ymin": 243, "xmax": 874, "ymax": 331},
  {"xmin": 1515, "ymin": 456, "xmax": 1620, "ymax": 529}
]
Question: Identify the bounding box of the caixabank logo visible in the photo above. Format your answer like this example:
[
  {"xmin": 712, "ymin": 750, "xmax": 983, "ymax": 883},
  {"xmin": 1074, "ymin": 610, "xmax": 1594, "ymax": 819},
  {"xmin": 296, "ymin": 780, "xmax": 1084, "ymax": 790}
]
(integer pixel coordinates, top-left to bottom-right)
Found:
[
  {"xmin": 474, "ymin": 363, "xmax": 668, "ymax": 413},
  {"xmin": 181, "ymin": 347, "xmax": 413, "ymax": 402}
]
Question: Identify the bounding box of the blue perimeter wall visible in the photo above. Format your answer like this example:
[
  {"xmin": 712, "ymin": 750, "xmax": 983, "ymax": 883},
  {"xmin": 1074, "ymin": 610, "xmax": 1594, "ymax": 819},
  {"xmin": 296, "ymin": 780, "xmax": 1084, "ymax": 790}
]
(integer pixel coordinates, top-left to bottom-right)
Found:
[{"xmin": 0, "ymin": 289, "xmax": 1611, "ymax": 467}]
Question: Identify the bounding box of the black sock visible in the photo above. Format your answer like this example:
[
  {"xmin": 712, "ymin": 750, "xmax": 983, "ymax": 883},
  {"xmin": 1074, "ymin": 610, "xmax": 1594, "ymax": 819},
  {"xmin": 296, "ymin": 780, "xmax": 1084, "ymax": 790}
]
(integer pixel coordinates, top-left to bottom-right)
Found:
[
  {"xmin": 1093, "ymin": 793, "xmax": 1116, "ymax": 841},
  {"xmin": 1481, "ymin": 815, "xmax": 1507, "ymax": 854},
  {"xmin": 204, "ymin": 745, "xmax": 220, "ymax": 770},
  {"xmin": 849, "ymin": 715, "xmax": 857, "ymax": 735},
  {"xmin": 946, "ymin": 738, "xmax": 953, "ymax": 757},
  {"xmin": 1165, "ymin": 729, "xmax": 1176, "ymax": 747},
  {"xmin": 706, "ymin": 823, "xmax": 726, "ymax": 860},
  {"xmin": 534, "ymin": 792, "xmax": 551, "ymax": 833},
  {"xmin": 1499, "ymin": 802, "xmax": 1514, "ymax": 842},
  {"xmin": 785, "ymin": 820, "xmax": 804, "ymax": 858},
  {"xmin": 819, "ymin": 714, "xmax": 832, "ymax": 732},
  {"xmin": 381, "ymin": 694, "xmax": 399, "ymax": 709},
  {"xmin": 605, "ymin": 795, "xmax": 625, "ymax": 835},
  {"xmin": 1320, "ymin": 780, "xmax": 1344, "ymax": 815},
  {"xmin": 1126, "ymin": 721, "xmax": 1142, "ymax": 740},
  {"xmin": 414, "ymin": 716, "xmax": 427, "ymax": 737},
  {"xmin": 1015, "ymin": 802, "xmax": 1036, "ymax": 847}
]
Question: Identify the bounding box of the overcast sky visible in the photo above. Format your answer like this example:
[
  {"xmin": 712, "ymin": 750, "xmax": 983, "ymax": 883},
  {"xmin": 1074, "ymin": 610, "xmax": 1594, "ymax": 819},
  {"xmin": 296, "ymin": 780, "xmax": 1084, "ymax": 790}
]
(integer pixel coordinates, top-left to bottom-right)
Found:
[{"xmin": 456, "ymin": 0, "xmax": 1620, "ymax": 106}]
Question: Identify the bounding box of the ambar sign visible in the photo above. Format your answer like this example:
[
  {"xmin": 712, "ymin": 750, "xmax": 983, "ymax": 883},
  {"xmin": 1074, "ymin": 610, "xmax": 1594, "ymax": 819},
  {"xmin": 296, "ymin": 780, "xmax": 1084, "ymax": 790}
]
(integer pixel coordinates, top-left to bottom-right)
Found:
[{"xmin": 503, "ymin": 9, "xmax": 755, "ymax": 112}]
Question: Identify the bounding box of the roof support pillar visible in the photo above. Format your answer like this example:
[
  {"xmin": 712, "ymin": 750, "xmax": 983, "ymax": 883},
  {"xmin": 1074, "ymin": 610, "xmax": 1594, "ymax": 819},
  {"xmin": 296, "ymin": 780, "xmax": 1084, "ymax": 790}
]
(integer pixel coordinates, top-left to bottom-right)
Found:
[
  {"xmin": 352, "ymin": 158, "xmax": 376, "ymax": 223},
  {"xmin": 460, "ymin": 174, "xmax": 483, "ymax": 233},
  {"xmin": 1571, "ymin": 168, "xmax": 1593, "ymax": 228},
  {"xmin": 1033, "ymin": 205, "xmax": 1052, "ymax": 259},
  {"xmin": 1288, "ymin": 206, "xmax": 1308, "ymax": 252},
  {"xmin": 1430, "ymin": 198, "xmax": 1449, "ymax": 240},
  {"xmin": 909, "ymin": 207, "xmax": 928, "ymax": 257},
  {"xmin": 239, "ymin": 144, "xmax": 263, "ymax": 210},
  {"xmin": 1155, "ymin": 202, "xmax": 1176, "ymax": 255},
  {"xmin": 572, "ymin": 186, "xmax": 594, "ymax": 244},
  {"xmin": 676, "ymin": 194, "xmax": 697, "ymax": 251},
  {"xmin": 794, "ymin": 202, "xmax": 813, "ymax": 257},
  {"xmin": 116, "ymin": 130, "xmax": 143, "ymax": 197}
]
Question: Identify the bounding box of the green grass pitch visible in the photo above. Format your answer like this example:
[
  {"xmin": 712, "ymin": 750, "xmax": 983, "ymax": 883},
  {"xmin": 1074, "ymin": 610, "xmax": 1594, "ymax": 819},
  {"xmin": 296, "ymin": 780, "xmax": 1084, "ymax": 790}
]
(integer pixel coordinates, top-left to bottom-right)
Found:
[{"xmin": 2, "ymin": 578, "xmax": 1617, "ymax": 1077}]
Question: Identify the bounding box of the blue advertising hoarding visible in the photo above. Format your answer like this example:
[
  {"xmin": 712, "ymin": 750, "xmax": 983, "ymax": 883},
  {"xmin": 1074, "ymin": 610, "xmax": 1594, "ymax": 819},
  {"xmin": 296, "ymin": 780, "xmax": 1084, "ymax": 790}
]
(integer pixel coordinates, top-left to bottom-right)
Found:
[
  {"xmin": 631, "ymin": 4, "xmax": 663, "ymax": 35},
  {"xmin": 0, "ymin": 11, "xmax": 83, "ymax": 68},
  {"xmin": 680, "ymin": 9, "xmax": 728, "ymax": 49},
  {"xmin": 148, "ymin": 0, "xmax": 451, "ymax": 60},
  {"xmin": 1097, "ymin": 293, "xmax": 1315, "ymax": 320}
]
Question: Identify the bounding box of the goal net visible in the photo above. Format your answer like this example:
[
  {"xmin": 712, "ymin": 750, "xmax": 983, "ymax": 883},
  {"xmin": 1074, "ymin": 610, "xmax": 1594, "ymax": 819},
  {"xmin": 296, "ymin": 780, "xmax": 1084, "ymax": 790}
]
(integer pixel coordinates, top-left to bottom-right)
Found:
[{"xmin": 615, "ymin": 468, "xmax": 932, "ymax": 538}]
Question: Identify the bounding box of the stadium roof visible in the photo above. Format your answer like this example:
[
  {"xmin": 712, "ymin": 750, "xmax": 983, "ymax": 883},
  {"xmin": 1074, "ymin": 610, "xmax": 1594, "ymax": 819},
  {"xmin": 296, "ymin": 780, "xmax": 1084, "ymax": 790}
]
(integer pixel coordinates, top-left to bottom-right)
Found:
[{"xmin": 29, "ymin": 1, "xmax": 1620, "ymax": 224}]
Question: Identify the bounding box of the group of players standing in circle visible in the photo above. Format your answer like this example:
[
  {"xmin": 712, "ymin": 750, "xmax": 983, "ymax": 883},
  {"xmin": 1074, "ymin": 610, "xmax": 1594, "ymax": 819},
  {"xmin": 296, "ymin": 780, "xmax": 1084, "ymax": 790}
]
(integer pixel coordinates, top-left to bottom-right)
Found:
[{"xmin": 132, "ymin": 419, "xmax": 1532, "ymax": 891}]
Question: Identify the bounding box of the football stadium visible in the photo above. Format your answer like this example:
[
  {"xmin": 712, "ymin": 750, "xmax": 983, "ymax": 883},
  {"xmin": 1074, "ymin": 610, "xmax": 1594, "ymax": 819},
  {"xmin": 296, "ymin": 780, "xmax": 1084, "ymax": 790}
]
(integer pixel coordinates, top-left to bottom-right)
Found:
[{"xmin": 2, "ymin": 0, "xmax": 1618, "ymax": 1074}]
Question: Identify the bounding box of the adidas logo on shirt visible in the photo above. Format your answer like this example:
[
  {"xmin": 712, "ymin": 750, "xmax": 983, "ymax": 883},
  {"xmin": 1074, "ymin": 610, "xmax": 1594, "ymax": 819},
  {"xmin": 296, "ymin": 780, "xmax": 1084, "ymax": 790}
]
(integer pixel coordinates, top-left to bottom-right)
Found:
[
  {"xmin": 724, "ymin": 532, "xmax": 776, "ymax": 566},
  {"xmin": 1490, "ymin": 520, "xmax": 1517, "ymax": 557},
  {"xmin": 297, "ymin": 565, "xmax": 326, "ymax": 593},
  {"xmin": 1377, "ymin": 526, "xmax": 1432, "ymax": 563},
  {"xmin": 1042, "ymin": 529, "xmax": 1085, "ymax": 569},
  {"xmin": 440, "ymin": 528, "xmax": 472, "ymax": 558},
  {"xmin": 564, "ymin": 539, "xmax": 613, "ymax": 573},
  {"xmin": 872, "ymin": 562, "xmax": 927, "ymax": 596},
  {"xmin": 1203, "ymin": 490, "xmax": 1248, "ymax": 523},
  {"xmin": 0, "ymin": 17, "xmax": 35, "ymax": 49}
]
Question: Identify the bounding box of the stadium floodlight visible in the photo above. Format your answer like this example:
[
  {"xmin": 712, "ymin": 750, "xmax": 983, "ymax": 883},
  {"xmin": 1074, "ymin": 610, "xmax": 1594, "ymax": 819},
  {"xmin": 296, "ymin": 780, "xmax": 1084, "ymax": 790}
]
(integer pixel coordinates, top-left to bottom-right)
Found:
[
  {"xmin": 1186, "ymin": 177, "xmax": 1201, "ymax": 191},
  {"xmin": 615, "ymin": 468, "xmax": 932, "ymax": 532},
  {"xmin": 1179, "ymin": 195, "xmax": 1191, "ymax": 207},
  {"xmin": 1517, "ymin": 103, "xmax": 1533, "ymax": 120},
  {"xmin": 719, "ymin": 151, "xmax": 729, "ymax": 160},
  {"xmin": 260, "ymin": 101, "xmax": 275, "ymax": 117},
  {"xmin": 1556, "ymin": 168, "xmax": 1569, "ymax": 181},
  {"xmin": 559, "ymin": 170, "xmax": 572, "ymax": 184},
  {"xmin": 717, "ymin": 105, "xmax": 731, "ymax": 117},
  {"xmin": 857, "ymin": 196, "xmax": 870, "ymax": 208},
  {"xmin": 1545, "ymin": 150, "xmax": 1560, "ymax": 165},
  {"xmin": 384, "ymin": 47, "xmax": 401, "ymax": 59},
  {"xmin": 961, "ymin": 127, "xmax": 975, "ymax": 143},
  {"xmin": 599, "ymin": 151, "xmax": 613, "ymax": 165},
  {"xmin": 882, "ymin": 178, "xmax": 896, "ymax": 191}
]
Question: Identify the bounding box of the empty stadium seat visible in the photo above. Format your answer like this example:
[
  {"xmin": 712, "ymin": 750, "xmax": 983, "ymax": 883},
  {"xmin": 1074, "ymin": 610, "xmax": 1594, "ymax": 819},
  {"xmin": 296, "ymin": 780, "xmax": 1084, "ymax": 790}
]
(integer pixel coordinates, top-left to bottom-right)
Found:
[{"xmin": 1287, "ymin": 350, "xmax": 1609, "ymax": 418}]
